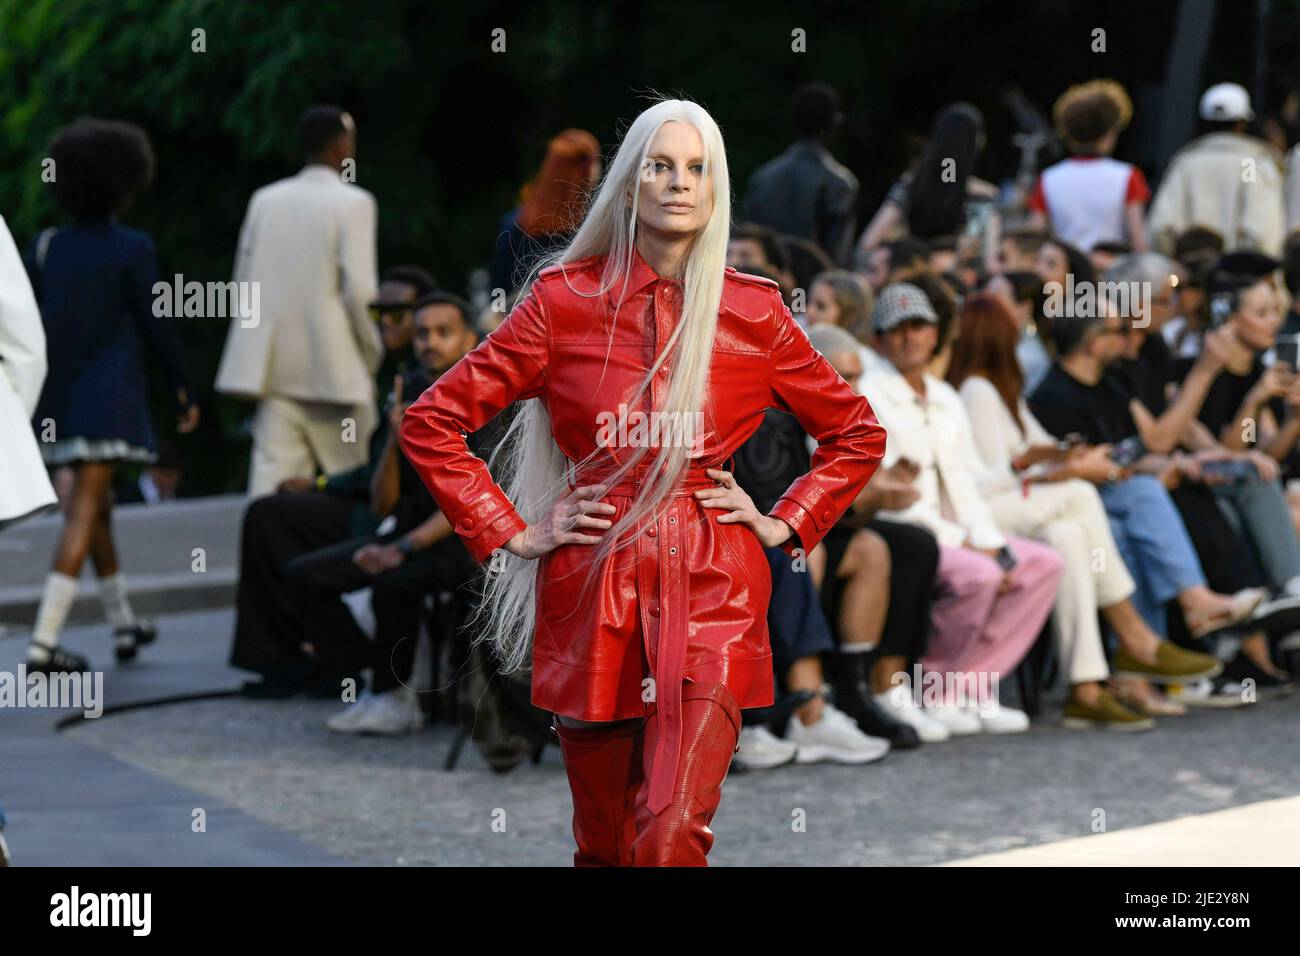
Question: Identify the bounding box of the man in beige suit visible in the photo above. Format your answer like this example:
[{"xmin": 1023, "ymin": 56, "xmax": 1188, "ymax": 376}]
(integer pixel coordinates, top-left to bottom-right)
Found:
[
  {"xmin": 216, "ymin": 105, "xmax": 382, "ymax": 496},
  {"xmin": 1149, "ymin": 84, "xmax": 1286, "ymax": 258}
]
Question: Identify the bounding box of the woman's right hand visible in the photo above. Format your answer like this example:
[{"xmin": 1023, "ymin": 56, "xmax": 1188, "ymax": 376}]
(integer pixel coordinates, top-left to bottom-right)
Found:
[
  {"xmin": 1250, "ymin": 365, "xmax": 1293, "ymax": 406},
  {"xmin": 503, "ymin": 484, "xmax": 616, "ymax": 560},
  {"xmin": 1067, "ymin": 444, "xmax": 1124, "ymax": 484}
]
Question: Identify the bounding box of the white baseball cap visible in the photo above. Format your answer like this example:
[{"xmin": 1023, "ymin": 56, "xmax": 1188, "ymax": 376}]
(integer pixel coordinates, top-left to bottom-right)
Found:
[{"xmin": 1199, "ymin": 82, "xmax": 1254, "ymax": 122}]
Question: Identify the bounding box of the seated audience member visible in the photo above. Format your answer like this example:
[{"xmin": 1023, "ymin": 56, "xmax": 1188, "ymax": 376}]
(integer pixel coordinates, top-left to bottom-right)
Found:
[
  {"xmin": 1034, "ymin": 235, "xmax": 1096, "ymax": 296},
  {"xmin": 1113, "ymin": 252, "xmax": 1300, "ymax": 601},
  {"xmin": 805, "ymin": 270, "xmax": 880, "ymax": 384},
  {"xmin": 856, "ymin": 237, "xmax": 928, "ymax": 292},
  {"xmin": 780, "ymin": 233, "xmax": 836, "ymax": 297},
  {"xmin": 1026, "ymin": 297, "xmax": 1288, "ymax": 701},
  {"xmin": 889, "ymin": 266, "xmax": 961, "ymax": 379},
  {"xmin": 997, "ymin": 224, "xmax": 1050, "ymax": 274},
  {"xmin": 1089, "ymin": 240, "xmax": 1131, "ymax": 276},
  {"xmin": 1277, "ymin": 232, "xmax": 1300, "ymax": 534},
  {"xmin": 926, "ymin": 236, "xmax": 958, "ymax": 275},
  {"xmin": 862, "ymin": 284, "xmax": 1065, "ymax": 735},
  {"xmin": 730, "ymin": 406, "xmax": 897, "ymax": 765},
  {"xmin": 1282, "ymin": 230, "xmax": 1300, "ymax": 337},
  {"xmin": 1162, "ymin": 225, "xmax": 1226, "ymax": 360},
  {"xmin": 230, "ymin": 291, "xmax": 476, "ymax": 700},
  {"xmin": 728, "ymin": 222, "xmax": 796, "ymax": 298},
  {"xmin": 948, "ymin": 294, "xmax": 1221, "ymax": 729},
  {"xmin": 985, "ymin": 270, "xmax": 1053, "ymax": 392},
  {"xmin": 373, "ymin": 266, "xmax": 438, "ymax": 390},
  {"xmin": 808, "ymin": 324, "xmax": 949, "ymax": 743},
  {"xmin": 1028, "ymin": 79, "xmax": 1149, "ymax": 253}
]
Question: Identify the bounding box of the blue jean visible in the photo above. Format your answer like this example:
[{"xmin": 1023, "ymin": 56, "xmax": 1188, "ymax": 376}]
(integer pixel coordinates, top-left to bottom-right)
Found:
[
  {"xmin": 765, "ymin": 544, "xmax": 834, "ymax": 676},
  {"xmin": 1099, "ymin": 475, "xmax": 1206, "ymax": 637},
  {"xmin": 1213, "ymin": 479, "xmax": 1300, "ymax": 591}
]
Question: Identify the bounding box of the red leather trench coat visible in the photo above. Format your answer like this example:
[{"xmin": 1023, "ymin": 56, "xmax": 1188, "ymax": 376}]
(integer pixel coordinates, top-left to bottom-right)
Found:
[{"xmin": 399, "ymin": 247, "xmax": 886, "ymax": 812}]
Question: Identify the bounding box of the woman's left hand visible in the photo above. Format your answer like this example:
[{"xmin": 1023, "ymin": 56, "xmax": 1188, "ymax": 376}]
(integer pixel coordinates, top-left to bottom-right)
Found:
[
  {"xmin": 694, "ymin": 468, "xmax": 792, "ymax": 548},
  {"xmin": 176, "ymin": 403, "xmax": 200, "ymax": 434}
]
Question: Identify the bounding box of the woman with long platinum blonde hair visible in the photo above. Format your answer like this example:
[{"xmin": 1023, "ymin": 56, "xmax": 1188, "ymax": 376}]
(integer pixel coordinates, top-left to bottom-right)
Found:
[{"xmin": 401, "ymin": 97, "xmax": 885, "ymax": 866}]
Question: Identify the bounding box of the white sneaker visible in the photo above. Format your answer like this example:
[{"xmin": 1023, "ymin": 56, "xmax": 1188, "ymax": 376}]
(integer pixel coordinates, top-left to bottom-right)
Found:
[
  {"xmin": 875, "ymin": 684, "xmax": 951, "ymax": 743},
  {"xmin": 326, "ymin": 694, "xmax": 377, "ymax": 734},
  {"xmin": 785, "ymin": 703, "xmax": 890, "ymax": 765},
  {"xmin": 924, "ymin": 703, "xmax": 982, "ymax": 736},
  {"xmin": 352, "ymin": 689, "xmax": 424, "ymax": 736},
  {"xmin": 1167, "ymin": 677, "xmax": 1252, "ymax": 709},
  {"xmin": 733, "ymin": 725, "xmax": 798, "ymax": 770},
  {"xmin": 965, "ymin": 701, "xmax": 1030, "ymax": 734}
]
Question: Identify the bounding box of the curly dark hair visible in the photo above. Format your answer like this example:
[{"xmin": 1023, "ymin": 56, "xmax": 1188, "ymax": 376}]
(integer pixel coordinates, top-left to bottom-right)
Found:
[
  {"xmin": 48, "ymin": 118, "xmax": 155, "ymax": 221},
  {"xmin": 1053, "ymin": 79, "xmax": 1132, "ymax": 152}
]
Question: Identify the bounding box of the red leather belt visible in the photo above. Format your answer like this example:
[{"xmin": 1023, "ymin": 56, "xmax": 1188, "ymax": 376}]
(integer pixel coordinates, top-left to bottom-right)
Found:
[{"xmin": 567, "ymin": 458, "xmax": 731, "ymax": 815}]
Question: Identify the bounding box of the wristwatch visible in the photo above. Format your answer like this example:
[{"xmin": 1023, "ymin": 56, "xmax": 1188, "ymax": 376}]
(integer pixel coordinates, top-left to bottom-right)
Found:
[{"xmin": 396, "ymin": 537, "xmax": 415, "ymax": 558}]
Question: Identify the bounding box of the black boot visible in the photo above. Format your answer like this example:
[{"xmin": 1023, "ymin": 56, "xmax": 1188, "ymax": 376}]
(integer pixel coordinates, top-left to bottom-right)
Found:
[{"xmin": 831, "ymin": 649, "xmax": 922, "ymax": 749}]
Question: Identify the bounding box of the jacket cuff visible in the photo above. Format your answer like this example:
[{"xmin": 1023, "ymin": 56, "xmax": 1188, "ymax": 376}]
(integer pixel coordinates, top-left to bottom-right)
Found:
[
  {"xmin": 769, "ymin": 494, "xmax": 835, "ymax": 558},
  {"xmin": 457, "ymin": 508, "xmax": 529, "ymax": 565}
]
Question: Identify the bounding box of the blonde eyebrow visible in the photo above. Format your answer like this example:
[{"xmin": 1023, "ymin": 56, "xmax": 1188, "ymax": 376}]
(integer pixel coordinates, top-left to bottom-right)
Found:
[{"xmin": 648, "ymin": 154, "xmax": 706, "ymax": 163}]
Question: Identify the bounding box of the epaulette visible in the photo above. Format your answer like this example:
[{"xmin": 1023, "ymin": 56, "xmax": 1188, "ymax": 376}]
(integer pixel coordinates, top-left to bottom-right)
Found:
[
  {"xmin": 723, "ymin": 266, "xmax": 780, "ymax": 288},
  {"xmin": 538, "ymin": 256, "xmax": 600, "ymax": 280}
]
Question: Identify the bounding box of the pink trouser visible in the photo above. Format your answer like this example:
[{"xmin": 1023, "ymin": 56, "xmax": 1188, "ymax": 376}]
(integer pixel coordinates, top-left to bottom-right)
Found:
[{"xmin": 921, "ymin": 536, "xmax": 1063, "ymax": 700}]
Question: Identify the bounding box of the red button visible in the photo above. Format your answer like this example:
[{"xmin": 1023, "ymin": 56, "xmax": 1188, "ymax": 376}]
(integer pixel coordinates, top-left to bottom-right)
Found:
[{"xmin": 648, "ymin": 526, "xmax": 656, "ymax": 536}]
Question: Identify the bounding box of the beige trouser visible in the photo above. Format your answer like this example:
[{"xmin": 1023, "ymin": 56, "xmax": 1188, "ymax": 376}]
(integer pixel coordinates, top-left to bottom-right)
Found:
[
  {"xmin": 247, "ymin": 394, "xmax": 377, "ymax": 497},
  {"xmin": 986, "ymin": 479, "xmax": 1135, "ymax": 684}
]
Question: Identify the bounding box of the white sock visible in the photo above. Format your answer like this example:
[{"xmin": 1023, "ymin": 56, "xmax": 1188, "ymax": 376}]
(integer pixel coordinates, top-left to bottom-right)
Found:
[
  {"xmin": 97, "ymin": 571, "xmax": 137, "ymax": 630},
  {"xmin": 28, "ymin": 572, "xmax": 79, "ymax": 663},
  {"xmin": 839, "ymin": 642, "xmax": 877, "ymax": 653}
]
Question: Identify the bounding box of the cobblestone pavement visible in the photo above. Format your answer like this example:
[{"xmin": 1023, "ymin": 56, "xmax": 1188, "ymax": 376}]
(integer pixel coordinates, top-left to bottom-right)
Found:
[{"xmin": 57, "ymin": 609, "xmax": 1300, "ymax": 866}]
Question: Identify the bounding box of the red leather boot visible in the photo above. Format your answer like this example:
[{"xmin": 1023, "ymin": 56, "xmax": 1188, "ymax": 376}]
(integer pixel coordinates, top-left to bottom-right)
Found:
[
  {"xmin": 630, "ymin": 681, "xmax": 742, "ymax": 866},
  {"xmin": 553, "ymin": 718, "xmax": 644, "ymax": 867}
]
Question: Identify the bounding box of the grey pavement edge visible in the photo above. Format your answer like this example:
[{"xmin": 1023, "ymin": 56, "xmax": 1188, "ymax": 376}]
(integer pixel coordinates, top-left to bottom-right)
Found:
[{"xmin": 0, "ymin": 494, "xmax": 245, "ymax": 628}]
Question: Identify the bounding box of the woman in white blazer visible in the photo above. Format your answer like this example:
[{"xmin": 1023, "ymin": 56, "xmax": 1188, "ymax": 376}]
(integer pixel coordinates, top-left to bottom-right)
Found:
[{"xmin": 0, "ymin": 214, "xmax": 56, "ymax": 531}]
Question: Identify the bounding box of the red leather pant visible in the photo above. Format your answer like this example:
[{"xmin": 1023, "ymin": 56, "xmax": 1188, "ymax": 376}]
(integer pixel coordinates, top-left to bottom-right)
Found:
[{"xmin": 552, "ymin": 680, "xmax": 742, "ymax": 867}]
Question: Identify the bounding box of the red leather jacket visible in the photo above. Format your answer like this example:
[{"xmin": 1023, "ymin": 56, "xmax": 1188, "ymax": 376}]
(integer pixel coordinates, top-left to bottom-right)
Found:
[{"xmin": 400, "ymin": 247, "xmax": 886, "ymax": 812}]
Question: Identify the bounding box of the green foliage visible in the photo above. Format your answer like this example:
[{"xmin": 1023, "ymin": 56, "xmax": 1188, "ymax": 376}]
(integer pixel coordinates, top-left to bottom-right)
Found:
[{"xmin": 0, "ymin": 0, "xmax": 1246, "ymax": 492}]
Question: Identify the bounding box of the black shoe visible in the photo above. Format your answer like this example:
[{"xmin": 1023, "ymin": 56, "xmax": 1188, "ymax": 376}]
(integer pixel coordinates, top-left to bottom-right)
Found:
[
  {"xmin": 26, "ymin": 643, "xmax": 91, "ymax": 676},
  {"xmin": 113, "ymin": 620, "xmax": 157, "ymax": 663},
  {"xmin": 1247, "ymin": 594, "xmax": 1300, "ymax": 637},
  {"xmin": 831, "ymin": 650, "xmax": 922, "ymax": 749},
  {"xmin": 1221, "ymin": 652, "xmax": 1295, "ymax": 702}
]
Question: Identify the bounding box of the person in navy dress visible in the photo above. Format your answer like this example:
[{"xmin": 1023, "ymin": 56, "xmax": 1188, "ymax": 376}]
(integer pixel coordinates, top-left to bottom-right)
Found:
[{"xmin": 23, "ymin": 119, "xmax": 198, "ymax": 675}]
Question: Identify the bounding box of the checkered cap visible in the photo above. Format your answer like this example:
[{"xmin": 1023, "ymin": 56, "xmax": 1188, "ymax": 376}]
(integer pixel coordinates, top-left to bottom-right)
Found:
[{"xmin": 873, "ymin": 282, "xmax": 938, "ymax": 333}]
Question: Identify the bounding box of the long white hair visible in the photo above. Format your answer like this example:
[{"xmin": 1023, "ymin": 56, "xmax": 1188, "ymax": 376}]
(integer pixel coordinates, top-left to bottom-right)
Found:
[{"xmin": 471, "ymin": 97, "xmax": 732, "ymax": 674}]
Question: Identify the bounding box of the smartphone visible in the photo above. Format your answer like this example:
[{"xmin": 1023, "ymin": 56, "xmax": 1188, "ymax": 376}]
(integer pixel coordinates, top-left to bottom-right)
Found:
[
  {"xmin": 1110, "ymin": 435, "xmax": 1146, "ymax": 468},
  {"xmin": 1201, "ymin": 459, "xmax": 1259, "ymax": 484},
  {"xmin": 995, "ymin": 545, "xmax": 1018, "ymax": 572},
  {"xmin": 1276, "ymin": 334, "xmax": 1300, "ymax": 372}
]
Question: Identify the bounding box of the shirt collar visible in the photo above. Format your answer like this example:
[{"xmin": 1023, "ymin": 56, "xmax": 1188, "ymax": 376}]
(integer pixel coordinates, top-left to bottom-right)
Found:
[{"xmin": 615, "ymin": 244, "xmax": 675, "ymax": 299}]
